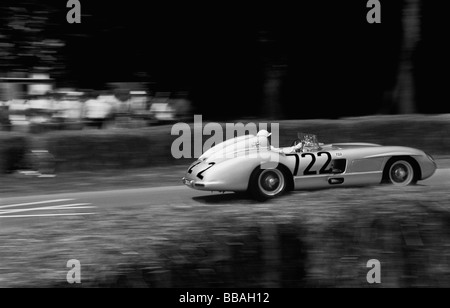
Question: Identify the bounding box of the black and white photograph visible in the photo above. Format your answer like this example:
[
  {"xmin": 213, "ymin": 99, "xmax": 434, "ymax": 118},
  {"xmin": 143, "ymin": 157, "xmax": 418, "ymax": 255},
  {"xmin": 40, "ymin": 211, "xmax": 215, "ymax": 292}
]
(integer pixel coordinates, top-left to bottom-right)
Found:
[{"xmin": 0, "ymin": 0, "xmax": 449, "ymax": 294}]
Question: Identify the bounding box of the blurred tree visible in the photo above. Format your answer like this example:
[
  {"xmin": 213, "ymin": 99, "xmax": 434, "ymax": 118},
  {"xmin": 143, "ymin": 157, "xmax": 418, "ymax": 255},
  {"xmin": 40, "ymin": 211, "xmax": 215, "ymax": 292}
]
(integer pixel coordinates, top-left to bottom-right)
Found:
[
  {"xmin": 395, "ymin": 0, "xmax": 421, "ymax": 113},
  {"xmin": 0, "ymin": 1, "xmax": 65, "ymax": 78},
  {"xmin": 258, "ymin": 30, "xmax": 287, "ymax": 119}
]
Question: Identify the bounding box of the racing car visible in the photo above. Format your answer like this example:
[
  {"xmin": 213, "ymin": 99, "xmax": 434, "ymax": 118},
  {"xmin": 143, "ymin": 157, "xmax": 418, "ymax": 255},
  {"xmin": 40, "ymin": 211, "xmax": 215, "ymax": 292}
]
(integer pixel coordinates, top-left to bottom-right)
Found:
[{"xmin": 182, "ymin": 131, "xmax": 437, "ymax": 200}]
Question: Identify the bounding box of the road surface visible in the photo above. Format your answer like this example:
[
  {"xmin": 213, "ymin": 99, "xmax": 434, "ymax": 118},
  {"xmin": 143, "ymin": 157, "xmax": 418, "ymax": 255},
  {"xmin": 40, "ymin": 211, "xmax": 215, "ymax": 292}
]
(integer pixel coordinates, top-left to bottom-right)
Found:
[{"xmin": 1, "ymin": 168, "xmax": 449, "ymax": 228}]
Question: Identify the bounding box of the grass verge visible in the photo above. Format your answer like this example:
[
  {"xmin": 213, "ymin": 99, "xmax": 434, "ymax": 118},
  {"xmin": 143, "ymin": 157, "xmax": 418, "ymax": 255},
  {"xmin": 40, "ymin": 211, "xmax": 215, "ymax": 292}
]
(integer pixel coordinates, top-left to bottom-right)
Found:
[{"xmin": 1, "ymin": 184, "xmax": 449, "ymax": 288}]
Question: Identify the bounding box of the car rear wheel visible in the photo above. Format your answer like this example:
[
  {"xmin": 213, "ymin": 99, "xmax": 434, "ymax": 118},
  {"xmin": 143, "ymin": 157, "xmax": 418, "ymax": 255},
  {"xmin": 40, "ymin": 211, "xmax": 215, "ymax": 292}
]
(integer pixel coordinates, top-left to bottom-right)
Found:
[
  {"xmin": 248, "ymin": 167, "xmax": 287, "ymax": 201},
  {"xmin": 385, "ymin": 159, "xmax": 416, "ymax": 186}
]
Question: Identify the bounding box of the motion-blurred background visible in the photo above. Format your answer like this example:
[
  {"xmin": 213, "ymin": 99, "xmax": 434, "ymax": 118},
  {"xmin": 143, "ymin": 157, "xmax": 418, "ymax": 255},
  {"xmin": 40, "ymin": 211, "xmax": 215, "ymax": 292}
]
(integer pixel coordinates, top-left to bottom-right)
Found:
[{"xmin": 1, "ymin": 0, "xmax": 449, "ymax": 131}]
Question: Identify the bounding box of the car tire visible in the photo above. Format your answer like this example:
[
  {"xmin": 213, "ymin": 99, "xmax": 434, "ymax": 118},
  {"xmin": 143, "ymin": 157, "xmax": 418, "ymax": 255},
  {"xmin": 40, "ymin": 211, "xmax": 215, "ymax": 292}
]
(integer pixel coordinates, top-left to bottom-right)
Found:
[
  {"xmin": 384, "ymin": 158, "xmax": 417, "ymax": 186},
  {"xmin": 248, "ymin": 166, "xmax": 287, "ymax": 201}
]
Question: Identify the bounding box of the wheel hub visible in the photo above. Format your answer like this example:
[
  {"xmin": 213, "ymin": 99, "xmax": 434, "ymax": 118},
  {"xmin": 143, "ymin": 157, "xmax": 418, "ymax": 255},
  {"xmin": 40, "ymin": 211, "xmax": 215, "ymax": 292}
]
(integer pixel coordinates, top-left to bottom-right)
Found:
[
  {"xmin": 258, "ymin": 169, "xmax": 285, "ymax": 196},
  {"xmin": 389, "ymin": 161, "xmax": 413, "ymax": 185},
  {"xmin": 394, "ymin": 167, "xmax": 407, "ymax": 180},
  {"xmin": 263, "ymin": 175, "xmax": 280, "ymax": 190}
]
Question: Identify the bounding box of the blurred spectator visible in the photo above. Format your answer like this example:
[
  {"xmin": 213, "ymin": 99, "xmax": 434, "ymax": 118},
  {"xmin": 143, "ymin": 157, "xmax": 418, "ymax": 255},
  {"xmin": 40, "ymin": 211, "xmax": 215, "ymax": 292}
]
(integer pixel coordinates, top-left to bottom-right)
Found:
[
  {"xmin": 8, "ymin": 99, "xmax": 29, "ymax": 132},
  {"xmin": 170, "ymin": 91, "xmax": 192, "ymax": 121},
  {"xmin": 83, "ymin": 92, "xmax": 114, "ymax": 129},
  {"xmin": 149, "ymin": 92, "xmax": 175, "ymax": 122},
  {"xmin": 56, "ymin": 93, "xmax": 84, "ymax": 129},
  {"xmin": 128, "ymin": 91, "xmax": 151, "ymax": 119},
  {"xmin": 50, "ymin": 92, "xmax": 65, "ymax": 128},
  {"xmin": 146, "ymin": 91, "xmax": 193, "ymax": 123},
  {"xmin": 100, "ymin": 91, "xmax": 121, "ymax": 124},
  {"xmin": 113, "ymin": 90, "xmax": 132, "ymax": 115},
  {"xmin": 0, "ymin": 100, "xmax": 11, "ymax": 131},
  {"xmin": 27, "ymin": 94, "xmax": 53, "ymax": 125}
]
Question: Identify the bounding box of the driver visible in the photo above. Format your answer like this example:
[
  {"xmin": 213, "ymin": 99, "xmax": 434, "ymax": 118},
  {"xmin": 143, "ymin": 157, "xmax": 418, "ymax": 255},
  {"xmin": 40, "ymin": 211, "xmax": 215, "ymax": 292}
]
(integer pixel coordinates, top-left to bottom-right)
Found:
[
  {"xmin": 256, "ymin": 130, "xmax": 304, "ymax": 154},
  {"xmin": 256, "ymin": 130, "xmax": 272, "ymax": 148}
]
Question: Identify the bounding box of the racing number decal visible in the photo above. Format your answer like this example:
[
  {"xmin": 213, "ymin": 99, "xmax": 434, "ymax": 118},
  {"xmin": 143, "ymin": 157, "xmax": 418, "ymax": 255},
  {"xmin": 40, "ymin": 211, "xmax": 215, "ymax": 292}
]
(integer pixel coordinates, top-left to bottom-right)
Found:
[
  {"xmin": 285, "ymin": 154, "xmax": 299, "ymax": 176},
  {"xmin": 188, "ymin": 161, "xmax": 202, "ymax": 174},
  {"xmin": 188, "ymin": 161, "xmax": 216, "ymax": 179},
  {"xmin": 287, "ymin": 152, "xmax": 333, "ymax": 176},
  {"xmin": 301, "ymin": 153, "xmax": 316, "ymax": 175},
  {"xmin": 318, "ymin": 152, "xmax": 333, "ymax": 174},
  {"xmin": 197, "ymin": 162, "xmax": 215, "ymax": 180}
]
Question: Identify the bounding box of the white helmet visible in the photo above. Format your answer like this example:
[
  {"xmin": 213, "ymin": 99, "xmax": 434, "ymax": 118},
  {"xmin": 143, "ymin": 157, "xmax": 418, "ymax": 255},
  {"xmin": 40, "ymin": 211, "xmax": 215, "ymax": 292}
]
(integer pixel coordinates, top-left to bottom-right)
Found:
[{"xmin": 257, "ymin": 130, "xmax": 272, "ymax": 138}]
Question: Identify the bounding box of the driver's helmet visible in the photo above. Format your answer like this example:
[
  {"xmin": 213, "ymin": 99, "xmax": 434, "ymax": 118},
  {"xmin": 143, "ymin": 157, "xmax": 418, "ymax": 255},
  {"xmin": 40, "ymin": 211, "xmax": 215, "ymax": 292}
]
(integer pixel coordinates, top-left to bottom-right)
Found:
[
  {"xmin": 256, "ymin": 130, "xmax": 271, "ymax": 148},
  {"xmin": 257, "ymin": 130, "xmax": 272, "ymax": 138}
]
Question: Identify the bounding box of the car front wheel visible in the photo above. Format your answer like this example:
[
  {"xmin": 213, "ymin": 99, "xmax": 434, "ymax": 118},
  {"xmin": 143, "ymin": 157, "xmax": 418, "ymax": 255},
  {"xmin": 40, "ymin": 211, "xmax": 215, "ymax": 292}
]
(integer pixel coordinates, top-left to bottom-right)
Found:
[{"xmin": 385, "ymin": 159, "xmax": 417, "ymax": 186}]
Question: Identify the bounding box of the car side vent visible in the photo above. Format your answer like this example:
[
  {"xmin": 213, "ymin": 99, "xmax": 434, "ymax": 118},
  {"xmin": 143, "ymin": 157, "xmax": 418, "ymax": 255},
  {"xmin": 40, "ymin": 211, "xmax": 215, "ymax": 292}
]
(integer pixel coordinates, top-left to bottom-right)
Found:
[{"xmin": 328, "ymin": 178, "xmax": 344, "ymax": 185}]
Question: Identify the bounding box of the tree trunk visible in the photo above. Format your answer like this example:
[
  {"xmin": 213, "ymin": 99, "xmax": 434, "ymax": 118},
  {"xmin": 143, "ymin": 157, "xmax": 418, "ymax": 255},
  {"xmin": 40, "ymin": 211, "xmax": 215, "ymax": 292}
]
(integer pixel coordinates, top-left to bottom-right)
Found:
[
  {"xmin": 395, "ymin": 0, "xmax": 421, "ymax": 114},
  {"xmin": 259, "ymin": 30, "xmax": 286, "ymax": 119},
  {"xmin": 263, "ymin": 64, "xmax": 285, "ymax": 119}
]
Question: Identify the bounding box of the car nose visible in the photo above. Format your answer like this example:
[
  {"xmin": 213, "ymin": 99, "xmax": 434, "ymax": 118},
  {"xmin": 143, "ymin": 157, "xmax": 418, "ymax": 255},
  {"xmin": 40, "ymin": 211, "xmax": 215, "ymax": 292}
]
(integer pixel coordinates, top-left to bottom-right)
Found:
[{"xmin": 182, "ymin": 177, "xmax": 194, "ymax": 187}]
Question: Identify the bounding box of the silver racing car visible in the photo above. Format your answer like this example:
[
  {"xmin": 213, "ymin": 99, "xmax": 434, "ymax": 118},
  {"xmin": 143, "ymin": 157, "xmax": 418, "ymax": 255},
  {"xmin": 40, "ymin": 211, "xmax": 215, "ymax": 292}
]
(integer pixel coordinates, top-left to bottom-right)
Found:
[{"xmin": 182, "ymin": 131, "xmax": 437, "ymax": 200}]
